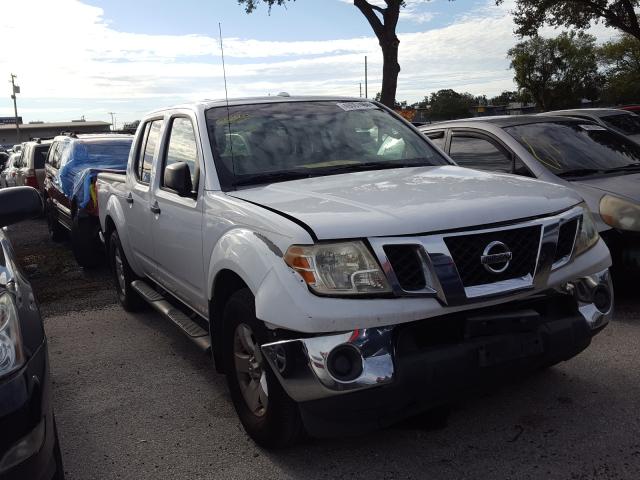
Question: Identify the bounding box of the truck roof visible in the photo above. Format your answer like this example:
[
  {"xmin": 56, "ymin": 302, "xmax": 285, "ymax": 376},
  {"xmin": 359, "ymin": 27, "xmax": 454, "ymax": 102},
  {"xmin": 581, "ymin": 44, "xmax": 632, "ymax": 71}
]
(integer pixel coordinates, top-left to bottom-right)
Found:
[{"xmin": 145, "ymin": 95, "xmax": 371, "ymax": 115}]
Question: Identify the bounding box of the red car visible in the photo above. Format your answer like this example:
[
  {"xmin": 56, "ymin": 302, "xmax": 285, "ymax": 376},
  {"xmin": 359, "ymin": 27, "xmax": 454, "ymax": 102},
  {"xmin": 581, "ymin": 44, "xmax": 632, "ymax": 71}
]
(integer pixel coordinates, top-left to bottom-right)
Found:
[{"xmin": 619, "ymin": 105, "xmax": 640, "ymax": 115}]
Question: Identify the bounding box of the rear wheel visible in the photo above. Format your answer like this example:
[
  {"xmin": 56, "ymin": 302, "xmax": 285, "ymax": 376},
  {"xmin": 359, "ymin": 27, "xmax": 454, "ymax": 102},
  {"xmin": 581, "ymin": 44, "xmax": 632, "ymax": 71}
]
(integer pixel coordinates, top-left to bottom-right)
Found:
[
  {"xmin": 222, "ymin": 289, "xmax": 303, "ymax": 448},
  {"xmin": 71, "ymin": 215, "xmax": 104, "ymax": 268},
  {"xmin": 45, "ymin": 199, "xmax": 66, "ymax": 242},
  {"xmin": 108, "ymin": 230, "xmax": 146, "ymax": 312}
]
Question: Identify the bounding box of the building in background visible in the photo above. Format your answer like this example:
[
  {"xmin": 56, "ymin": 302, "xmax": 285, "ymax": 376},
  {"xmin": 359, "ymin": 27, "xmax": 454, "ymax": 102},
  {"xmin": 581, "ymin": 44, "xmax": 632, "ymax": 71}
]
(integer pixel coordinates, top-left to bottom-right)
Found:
[{"xmin": 0, "ymin": 120, "xmax": 111, "ymax": 146}]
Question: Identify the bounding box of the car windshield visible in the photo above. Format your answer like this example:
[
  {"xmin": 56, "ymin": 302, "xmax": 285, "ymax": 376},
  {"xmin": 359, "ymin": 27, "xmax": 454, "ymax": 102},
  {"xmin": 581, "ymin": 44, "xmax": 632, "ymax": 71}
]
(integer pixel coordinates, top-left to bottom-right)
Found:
[
  {"xmin": 600, "ymin": 113, "xmax": 640, "ymax": 135},
  {"xmin": 504, "ymin": 121, "xmax": 640, "ymax": 175},
  {"xmin": 205, "ymin": 101, "xmax": 449, "ymax": 188},
  {"xmin": 63, "ymin": 139, "xmax": 133, "ymax": 167}
]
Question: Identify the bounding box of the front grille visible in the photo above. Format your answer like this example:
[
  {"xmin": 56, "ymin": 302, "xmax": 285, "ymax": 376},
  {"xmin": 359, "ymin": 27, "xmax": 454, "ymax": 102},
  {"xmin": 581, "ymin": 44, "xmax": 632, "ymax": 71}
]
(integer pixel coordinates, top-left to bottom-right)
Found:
[
  {"xmin": 384, "ymin": 245, "xmax": 426, "ymax": 291},
  {"xmin": 444, "ymin": 225, "xmax": 542, "ymax": 287},
  {"xmin": 554, "ymin": 218, "xmax": 579, "ymax": 262}
]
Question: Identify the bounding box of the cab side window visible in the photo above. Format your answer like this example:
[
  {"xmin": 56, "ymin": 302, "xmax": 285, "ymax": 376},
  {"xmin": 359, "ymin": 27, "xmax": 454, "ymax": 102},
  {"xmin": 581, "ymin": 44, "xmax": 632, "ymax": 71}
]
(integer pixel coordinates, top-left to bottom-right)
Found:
[
  {"xmin": 449, "ymin": 135, "xmax": 512, "ymax": 173},
  {"xmin": 162, "ymin": 117, "xmax": 199, "ymax": 191},
  {"xmin": 425, "ymin": 131, "xmax": 446, "ymax": 150},
  {"xmin": 135, "ymin": 120, "xmax": 163, "ymax": 184}
]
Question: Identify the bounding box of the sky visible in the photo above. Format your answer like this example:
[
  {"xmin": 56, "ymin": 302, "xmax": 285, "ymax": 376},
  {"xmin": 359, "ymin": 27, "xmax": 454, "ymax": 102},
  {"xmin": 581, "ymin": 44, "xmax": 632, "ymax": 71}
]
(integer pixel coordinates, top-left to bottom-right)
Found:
[{"xmin": 0, "ymin": 0, "xmax": 621, "ymax": 126}]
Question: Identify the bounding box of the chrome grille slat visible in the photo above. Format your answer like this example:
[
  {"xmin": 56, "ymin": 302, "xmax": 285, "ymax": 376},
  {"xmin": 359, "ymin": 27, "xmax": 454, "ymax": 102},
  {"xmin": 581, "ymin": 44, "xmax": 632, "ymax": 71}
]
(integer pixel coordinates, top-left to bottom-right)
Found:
[{"xmin": 368, "ymin": 205, "xmax": 585, "ymax": 306}]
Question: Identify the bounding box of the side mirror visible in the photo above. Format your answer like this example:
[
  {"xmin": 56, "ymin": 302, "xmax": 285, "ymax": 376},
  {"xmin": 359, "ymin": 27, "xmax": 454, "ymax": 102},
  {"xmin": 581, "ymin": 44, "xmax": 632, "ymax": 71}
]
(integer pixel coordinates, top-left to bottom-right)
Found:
[
  {"xmin": 0, "ymin": 187, "xmax": 42, "ymax": 228},
  {"xmin": 164, "ymin": 162, "xmax": 193, "ymax": 197}
]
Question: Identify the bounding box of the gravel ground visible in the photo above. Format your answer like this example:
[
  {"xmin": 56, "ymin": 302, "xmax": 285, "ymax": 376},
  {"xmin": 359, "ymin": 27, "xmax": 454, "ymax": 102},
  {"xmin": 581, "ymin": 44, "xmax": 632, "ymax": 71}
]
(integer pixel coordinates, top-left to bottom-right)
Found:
[{"xmin": 9, "ymin": 219, "xmax": 640, "ymax": 480}]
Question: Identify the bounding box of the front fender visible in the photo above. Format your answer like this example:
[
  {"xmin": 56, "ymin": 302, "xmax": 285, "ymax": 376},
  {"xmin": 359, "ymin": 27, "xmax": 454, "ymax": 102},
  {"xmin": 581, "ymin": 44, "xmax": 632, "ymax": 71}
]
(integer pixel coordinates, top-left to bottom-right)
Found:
[{"xmin": 207, "ymin": 228, "xmax": 283, "ymax": 301}]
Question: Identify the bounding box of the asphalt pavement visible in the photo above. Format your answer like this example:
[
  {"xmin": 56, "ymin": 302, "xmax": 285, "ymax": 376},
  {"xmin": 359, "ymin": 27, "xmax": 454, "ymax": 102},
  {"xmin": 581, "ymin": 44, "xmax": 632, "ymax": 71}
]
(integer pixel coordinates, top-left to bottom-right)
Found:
[{"xmin": 10, "ymin": 219, "xmax": 640, "ymax": 480}]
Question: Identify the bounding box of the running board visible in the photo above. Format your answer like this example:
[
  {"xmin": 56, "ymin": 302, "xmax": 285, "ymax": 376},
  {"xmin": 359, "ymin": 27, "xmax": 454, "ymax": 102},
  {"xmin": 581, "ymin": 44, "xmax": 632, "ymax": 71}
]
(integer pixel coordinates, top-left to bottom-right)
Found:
[{"xmin": 131, "ymin": 280, "xmax": 211, "ymax": 352}]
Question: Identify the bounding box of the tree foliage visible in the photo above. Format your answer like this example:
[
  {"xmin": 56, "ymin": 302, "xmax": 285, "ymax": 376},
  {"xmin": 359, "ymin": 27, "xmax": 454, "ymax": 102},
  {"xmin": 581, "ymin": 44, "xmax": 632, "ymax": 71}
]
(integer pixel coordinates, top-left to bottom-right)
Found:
[
  {"xmin": 507, "ymin": 31, "xmax": 601, "ymax": 111},
  {"xmin": 427, "ymin": 89, "xmax": 476, "ymax": 120},
  {"xmin": 497, "ymin": 0, "xmax": 640, "ymax": 41},
  {"xmin": 599, "ymin": 34, "xmax": 640, "ymax": 103}
]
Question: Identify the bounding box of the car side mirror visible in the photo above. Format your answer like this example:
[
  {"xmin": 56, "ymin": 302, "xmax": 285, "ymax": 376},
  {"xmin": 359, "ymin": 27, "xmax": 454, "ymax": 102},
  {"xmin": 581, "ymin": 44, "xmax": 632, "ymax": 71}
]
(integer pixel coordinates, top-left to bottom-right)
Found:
[
  {"xmin": 0, "ymin": 187, "xmax": 42, "ymax": 228},
  {"xmin": 164, "ymin": 162, "xmax": 193, "ymax": 197}
]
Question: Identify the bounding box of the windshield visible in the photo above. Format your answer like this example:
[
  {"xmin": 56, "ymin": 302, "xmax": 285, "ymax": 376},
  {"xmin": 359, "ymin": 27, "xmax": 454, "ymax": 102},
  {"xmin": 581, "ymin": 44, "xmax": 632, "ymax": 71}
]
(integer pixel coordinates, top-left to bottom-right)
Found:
[
  {"xmin": 505, "ymin": 121, "xmax": 640, "ymax": 175},
  {"xmin": 63, "ymin": 139, "xmax": 133, "ymax": 168},
  {"xmin": 205, "ymin": 101, "xmax": 448, "ymax": 188},
  {"xmin": 601, "ymin": 113, "xmax": 640, "ymax": 135}
]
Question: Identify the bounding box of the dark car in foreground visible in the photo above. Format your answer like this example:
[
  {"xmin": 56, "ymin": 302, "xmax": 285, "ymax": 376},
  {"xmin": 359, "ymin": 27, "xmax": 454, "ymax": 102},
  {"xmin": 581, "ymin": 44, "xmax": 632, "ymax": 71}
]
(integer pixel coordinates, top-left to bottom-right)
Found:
[
  {"xmin": 0, "ymin": 187, "xmax": 64, "ymax": 479},
  {"xmin": 420, "ymin": 115, "xmax": 640, "ymax": 276}
]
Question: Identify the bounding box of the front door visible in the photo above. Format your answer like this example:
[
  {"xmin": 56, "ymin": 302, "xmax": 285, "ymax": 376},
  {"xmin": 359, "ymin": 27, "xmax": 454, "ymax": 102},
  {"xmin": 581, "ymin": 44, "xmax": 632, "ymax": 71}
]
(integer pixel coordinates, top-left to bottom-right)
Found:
[{"xmin": 150, "ymin": 115, "xmax": 206, "ymax": 314}]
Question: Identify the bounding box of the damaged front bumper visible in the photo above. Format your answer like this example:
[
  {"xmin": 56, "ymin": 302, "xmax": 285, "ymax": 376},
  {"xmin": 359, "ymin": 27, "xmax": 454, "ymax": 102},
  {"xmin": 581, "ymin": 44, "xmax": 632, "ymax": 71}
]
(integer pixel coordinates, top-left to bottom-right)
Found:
[{"xmin": 261, "ymin": 269, "xmax": 613, "ymax": 411}]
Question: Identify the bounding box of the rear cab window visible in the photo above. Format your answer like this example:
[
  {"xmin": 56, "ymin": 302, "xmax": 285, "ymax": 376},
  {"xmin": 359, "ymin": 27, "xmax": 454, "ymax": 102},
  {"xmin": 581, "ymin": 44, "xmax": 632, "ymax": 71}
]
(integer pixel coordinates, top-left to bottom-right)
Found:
[{"xmin": 135, "ymin": 120, "xmax": 163, "ymax": 184}]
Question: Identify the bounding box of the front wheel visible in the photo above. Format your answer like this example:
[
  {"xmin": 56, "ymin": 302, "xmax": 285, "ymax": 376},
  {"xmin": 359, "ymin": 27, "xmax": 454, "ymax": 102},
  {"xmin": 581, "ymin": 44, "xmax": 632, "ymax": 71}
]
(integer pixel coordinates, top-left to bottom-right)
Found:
[
  {"xmin": 222, "ymin": 289, "xmax": 304, "ymax": 448},
  {"xmin": 108, "ymin": 230, "xmax": 146, "ymax": 312}
]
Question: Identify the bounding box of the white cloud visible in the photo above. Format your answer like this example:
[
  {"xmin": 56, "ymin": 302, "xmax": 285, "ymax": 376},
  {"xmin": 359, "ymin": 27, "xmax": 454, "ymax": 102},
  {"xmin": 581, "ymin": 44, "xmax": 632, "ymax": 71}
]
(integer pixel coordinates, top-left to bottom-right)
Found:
[{"xmin": 0, "ymin": 0, "xmax": 621, "ymax": 123}]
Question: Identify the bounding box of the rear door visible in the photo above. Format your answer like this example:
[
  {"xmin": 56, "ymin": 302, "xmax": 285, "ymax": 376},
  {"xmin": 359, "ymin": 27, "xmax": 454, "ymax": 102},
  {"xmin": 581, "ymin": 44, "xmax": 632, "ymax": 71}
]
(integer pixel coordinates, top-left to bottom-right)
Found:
[
  {"xmin": 125, "ymin": 118, "xmax": 164, "ymax": 276},
  {"xmin": 150, "ymin": 114, "xmax": 206, "ymax": 314}
]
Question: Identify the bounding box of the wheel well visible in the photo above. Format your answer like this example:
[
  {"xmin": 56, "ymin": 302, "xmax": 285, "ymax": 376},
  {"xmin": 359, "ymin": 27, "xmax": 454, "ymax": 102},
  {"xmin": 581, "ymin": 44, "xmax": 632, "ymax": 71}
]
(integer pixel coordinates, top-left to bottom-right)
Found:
[
  {"xmin": 104, "ymin": 216, "xmax": 116, "ymax": 249},
  {"xmin": 209, "ymin": 270, "xmax": 250, "ymax": 373}
]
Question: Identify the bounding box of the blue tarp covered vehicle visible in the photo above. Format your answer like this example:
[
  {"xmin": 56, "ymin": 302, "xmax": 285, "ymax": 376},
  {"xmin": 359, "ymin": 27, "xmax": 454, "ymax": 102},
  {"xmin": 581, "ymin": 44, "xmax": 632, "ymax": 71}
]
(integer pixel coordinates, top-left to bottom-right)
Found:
[{"xmin": 58, "ymin": 137, "xmax": 133, "ymax": 208}]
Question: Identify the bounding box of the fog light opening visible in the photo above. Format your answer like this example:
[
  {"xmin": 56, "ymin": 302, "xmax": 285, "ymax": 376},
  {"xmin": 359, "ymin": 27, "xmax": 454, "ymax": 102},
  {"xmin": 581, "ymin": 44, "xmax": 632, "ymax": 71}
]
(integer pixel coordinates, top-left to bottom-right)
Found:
[
  {"xmin": 327, "ymin": 344, "xmax": 363, "ymax": 382},
  {"xmin": 593, "ymin": 285, "xmax": 612, "ymax": 313}
]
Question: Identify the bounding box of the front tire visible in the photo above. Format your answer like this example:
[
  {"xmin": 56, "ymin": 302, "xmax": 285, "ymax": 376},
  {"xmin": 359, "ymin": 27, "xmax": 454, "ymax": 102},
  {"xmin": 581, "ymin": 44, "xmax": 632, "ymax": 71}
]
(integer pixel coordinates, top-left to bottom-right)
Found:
[
  {"xmin": 108, "ymin": 230, "xmax": 146, "ymax": 312},
  {"xmin": 222, "ymin": 289, "xmax": 303, "ymax": 448}
]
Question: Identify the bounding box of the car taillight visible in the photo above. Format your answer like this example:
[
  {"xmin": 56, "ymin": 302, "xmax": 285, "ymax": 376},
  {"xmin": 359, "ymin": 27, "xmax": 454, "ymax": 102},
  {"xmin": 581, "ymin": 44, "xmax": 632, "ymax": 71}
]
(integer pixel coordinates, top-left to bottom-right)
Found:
[{"xmin": 25, "ymin": 170, "xmax": 38, "ymax": 188}]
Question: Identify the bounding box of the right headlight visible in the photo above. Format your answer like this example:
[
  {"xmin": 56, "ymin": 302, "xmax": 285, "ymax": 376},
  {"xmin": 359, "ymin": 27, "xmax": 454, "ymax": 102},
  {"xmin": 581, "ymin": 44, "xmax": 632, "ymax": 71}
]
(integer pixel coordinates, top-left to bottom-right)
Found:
[
  {"xmin": 0, "ymin": 293, "xmax": 24, "ymax": 378},
  {"xmin": 284, "ymin": 241, "xmax": 391, "ymax": 296},
  {"xmin": 574, "ymin": 207, "xmax": 600, "ymax": 256},
  {"xmin": 599, "ymin": 194, "xmax": 640, "ymax": 232}
]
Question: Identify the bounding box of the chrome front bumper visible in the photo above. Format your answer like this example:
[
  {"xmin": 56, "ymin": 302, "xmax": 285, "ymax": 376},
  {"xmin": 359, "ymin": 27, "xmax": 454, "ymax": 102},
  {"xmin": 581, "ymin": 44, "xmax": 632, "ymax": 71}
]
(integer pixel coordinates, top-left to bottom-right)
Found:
[{"xmin": 262, "ymin": 268, "xmax": 614, "ymax": 403}]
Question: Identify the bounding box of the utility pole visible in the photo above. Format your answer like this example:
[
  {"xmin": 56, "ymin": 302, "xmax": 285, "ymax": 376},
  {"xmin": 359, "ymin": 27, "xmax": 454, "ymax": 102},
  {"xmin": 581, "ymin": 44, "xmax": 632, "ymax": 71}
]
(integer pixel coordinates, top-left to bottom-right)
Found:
[
  {"xmin": 9, "ymin": 74, "xmax": 20, "ymax": 144},
  {"xmin": 108, "ymin": 112, "xmax": 117, "ymax": 131},
  {"xmin": 364, "ymin": 56, "xmax": 368, "ymax": 99},
  {"xmin": 359, "ymin": 82, "xmax": 362, "ymax": 98}
]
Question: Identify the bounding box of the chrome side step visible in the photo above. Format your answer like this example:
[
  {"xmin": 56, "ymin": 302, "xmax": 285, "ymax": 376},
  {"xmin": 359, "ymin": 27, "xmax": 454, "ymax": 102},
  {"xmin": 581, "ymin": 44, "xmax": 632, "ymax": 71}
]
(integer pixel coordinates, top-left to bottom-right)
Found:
[{"xmin": 131, "ymin": 280, "xmax": 211, "ymax": 352}]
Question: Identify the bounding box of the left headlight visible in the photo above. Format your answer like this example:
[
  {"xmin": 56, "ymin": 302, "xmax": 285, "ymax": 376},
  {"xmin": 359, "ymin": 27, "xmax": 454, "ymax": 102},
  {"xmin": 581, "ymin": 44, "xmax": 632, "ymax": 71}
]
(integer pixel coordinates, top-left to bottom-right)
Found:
[
  {"xmin": 0, "ymin": 293, "xmax": 24, "ymax": 378},
  {"xmin": 600, "ymin": 194, "xmax": 640, "ymax": 232},
  {"xmin": 574, "ymin": 207, "xmax": 600, "ymax": 256},
  {"xmin": 284, "ymin": 241, "xmax": 391, "ymax": 296}
]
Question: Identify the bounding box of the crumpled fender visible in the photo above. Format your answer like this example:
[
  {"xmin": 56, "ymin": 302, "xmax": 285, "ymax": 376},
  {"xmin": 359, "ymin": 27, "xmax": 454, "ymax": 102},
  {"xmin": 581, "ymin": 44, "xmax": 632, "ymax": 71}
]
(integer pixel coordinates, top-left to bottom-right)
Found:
[{"xmin": 207, "ymin": 228, "xmax": 284, "ymax": 302}]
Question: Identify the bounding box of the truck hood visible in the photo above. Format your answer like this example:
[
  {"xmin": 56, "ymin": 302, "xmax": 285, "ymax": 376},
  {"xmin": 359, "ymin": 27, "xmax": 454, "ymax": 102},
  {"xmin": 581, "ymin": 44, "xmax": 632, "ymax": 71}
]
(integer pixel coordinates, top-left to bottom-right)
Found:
[
  {"xmin": 228, "ymin": 166, "xmax": 582, "ymax": 239},
  {"xmin": 572, "ymin": 172, "xmax": 640, "ymax": 203}
]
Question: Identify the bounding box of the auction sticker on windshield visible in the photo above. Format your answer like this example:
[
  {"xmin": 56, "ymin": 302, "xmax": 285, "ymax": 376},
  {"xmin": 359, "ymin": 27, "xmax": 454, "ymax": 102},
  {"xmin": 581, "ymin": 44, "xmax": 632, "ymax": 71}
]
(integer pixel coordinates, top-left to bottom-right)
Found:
[
  {"xmin": 337, "ymin": 102, "xmax": 378, "ymax": 111},
  {"xmin": 579, "ymin": 124, "xmax": 608, "ymax": 131}
]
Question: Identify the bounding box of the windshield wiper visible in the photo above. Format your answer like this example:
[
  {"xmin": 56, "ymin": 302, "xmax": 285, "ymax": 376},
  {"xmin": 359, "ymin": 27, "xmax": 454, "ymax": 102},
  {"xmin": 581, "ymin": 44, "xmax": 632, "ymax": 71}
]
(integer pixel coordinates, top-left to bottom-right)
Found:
[
  {"xmin": 320, "ymin": 160, "xmax": 429, "ymax": 175},
  {"xmin": 602, "ymin": 163, "xmax": 640, "ymax": 174},
  {"xmin": 233, "ymin": 170, "xmax": 313, "ymax": 187},
  {"xmin": 557, "ymin": 168, "xmax": 604, "ymax": 178}
]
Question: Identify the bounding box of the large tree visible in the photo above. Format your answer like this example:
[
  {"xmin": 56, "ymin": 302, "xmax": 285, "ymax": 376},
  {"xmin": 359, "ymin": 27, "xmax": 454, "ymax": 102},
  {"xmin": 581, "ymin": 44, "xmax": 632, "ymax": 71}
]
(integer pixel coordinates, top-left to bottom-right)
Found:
[
  {"xmin": 599, "ymin": 34, "xmax": 640, "ymax": 103},
  {"xmin": 508, "ymin": 31, "xmax": 601, "ymax": 111},
  {"xmin": 236, "ymin": 0, "xmax": 406, "ymax": 108},
  {"xmin": 497, "ymin": 0, "xmax": 640, "ymax": 41},
  {"xmin": 427, "ymin": 89, "xmax": 476, "ymax": 121}
]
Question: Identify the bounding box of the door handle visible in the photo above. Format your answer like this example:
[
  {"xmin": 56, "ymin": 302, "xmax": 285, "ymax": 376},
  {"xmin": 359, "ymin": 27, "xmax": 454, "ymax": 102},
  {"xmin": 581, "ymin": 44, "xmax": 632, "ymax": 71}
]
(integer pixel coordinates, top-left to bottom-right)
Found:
[
  {"xmin": 150, "ymin": 202, "xmax": 161, "ymax": 215},
  {"xmin": 126, "ymin": 193, "xmax": 134, "ymax": 204}
]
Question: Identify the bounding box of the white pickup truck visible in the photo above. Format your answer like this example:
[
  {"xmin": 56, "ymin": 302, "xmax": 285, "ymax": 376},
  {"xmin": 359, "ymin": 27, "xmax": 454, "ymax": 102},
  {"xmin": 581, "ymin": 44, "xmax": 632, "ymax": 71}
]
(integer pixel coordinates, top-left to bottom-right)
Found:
[{"xmin": 97, "ymin": 96, "xmax": 613, "ymax": 448}]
